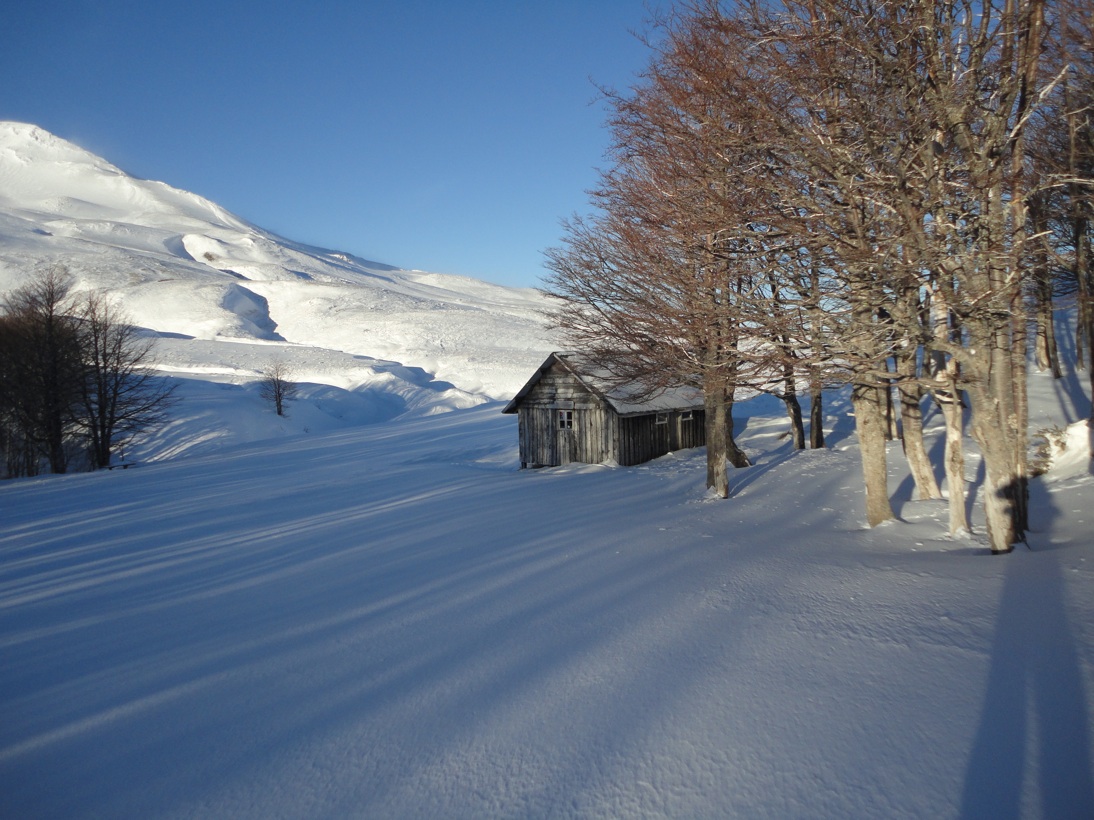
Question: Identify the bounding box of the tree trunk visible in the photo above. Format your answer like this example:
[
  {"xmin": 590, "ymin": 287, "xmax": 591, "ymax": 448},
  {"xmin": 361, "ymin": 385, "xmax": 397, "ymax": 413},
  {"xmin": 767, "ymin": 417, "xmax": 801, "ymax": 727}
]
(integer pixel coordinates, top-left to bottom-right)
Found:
[
  {"xmin": 705, "ymin": 375, "xmax": 749, "ymax": 494},
  {"xmin": 724, "ymin": 389, "xmax": 751, "ymax": 468},
  {"xmin": 896, "ymin": 353, "xmax": 941, "ymax": 500},
  {"xmin": 971, "ymin": 414, "xmax": 1021, "ymax": 554},
  {"xmin": 1035, "ymin": 297, "xmax": 1062, "ymax": 379},
  {"xmin": 704, "ymin": 382, "xmax": 729, "ymax": 498},
  {"xmin": 808, "ymin": 384, "xmax": 825, "ymax": 449},
  {"xmin": 1078, "ymin": 295, "xmax": 1089, "ymax": 372},
  {"xmin": 782, "ymin": 365, "xmax": 805, "ymax": 450},
  {"xmin": 45, "ymin": 421, "xmax": 68, "ymax": 474},
  {"xmin": 965, "ymin": 341, "xmax": 1025, "ymax": 553},
  {"xmin": 852, "ymin": 376, "xmax": 895, "ymax": 527},
  {"xmin": 1010, "ymin": 304, "xmax": 1030, "ymax": 535},
  {"xmin": 931, "ymin": 294, "xmax": 969, "ymax": 534},
  {"xmin": 884, "ymin": 370, "xmax": 898, "ymax": 441},
  {"xmin": 1031, "ymin": 197, "xmax": 1061, "ymax": 377},
  {"xmin": 1077, "ymin": 217, "xmax": 1094, "ymax": 439},
  {"xmin": 1033, "ymin": 269, "xmax": 1061, "ymax": 377},
  {"xmin": 935, "ymin": 375, "xmax": 969, "ymax": 536}
]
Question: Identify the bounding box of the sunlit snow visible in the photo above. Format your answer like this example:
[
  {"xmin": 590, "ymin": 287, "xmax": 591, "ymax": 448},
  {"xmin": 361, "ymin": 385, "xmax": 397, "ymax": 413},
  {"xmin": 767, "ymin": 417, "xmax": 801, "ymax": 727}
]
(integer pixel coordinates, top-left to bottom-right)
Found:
[
  {"xmin": 0, "ymin": 120, "xmax": 556, "ymax": 437},
  {"xmin": 1, "ymin": 122, "xmax": 1092, "ymax": 818}
]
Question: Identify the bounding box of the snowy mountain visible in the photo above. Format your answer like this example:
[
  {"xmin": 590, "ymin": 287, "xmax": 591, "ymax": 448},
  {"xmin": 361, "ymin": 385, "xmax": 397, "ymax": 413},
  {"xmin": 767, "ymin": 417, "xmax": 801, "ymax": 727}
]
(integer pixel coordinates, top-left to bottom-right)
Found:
[{"xmin": 0, "ymin": 121, "xmax": 556, "ymax": 457}]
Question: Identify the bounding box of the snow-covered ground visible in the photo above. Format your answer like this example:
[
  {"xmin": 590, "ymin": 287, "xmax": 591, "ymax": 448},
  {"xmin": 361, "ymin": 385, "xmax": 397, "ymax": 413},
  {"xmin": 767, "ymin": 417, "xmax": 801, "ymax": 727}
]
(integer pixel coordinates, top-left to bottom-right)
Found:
[
  {"xmin": 1, "ymin": 121, "xmax": 1093, "ymax": 817},
  {"xmin": 2, "ymin": 383, "xmax": 1092, "ymax": 817}
]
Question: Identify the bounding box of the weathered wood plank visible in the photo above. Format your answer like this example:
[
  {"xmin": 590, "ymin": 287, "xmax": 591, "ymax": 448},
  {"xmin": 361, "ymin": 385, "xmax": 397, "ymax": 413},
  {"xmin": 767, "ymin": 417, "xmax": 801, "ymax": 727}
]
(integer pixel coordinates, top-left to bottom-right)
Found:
[{"xmin": 510, "ymin": 356, "xmax": 706, "ymax": 469}]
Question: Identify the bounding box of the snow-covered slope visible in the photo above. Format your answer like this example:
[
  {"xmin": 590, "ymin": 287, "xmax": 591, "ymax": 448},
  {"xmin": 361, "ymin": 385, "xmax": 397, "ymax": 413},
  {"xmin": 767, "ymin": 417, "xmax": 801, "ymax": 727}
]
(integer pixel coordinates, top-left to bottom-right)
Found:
[
  {"xmin": 0, "ymin": 121, "xmax": 556, "ymax": 454},
  {"xmin": 0, "ymin": 381, "xmax": 1091, "ymax": 817}
]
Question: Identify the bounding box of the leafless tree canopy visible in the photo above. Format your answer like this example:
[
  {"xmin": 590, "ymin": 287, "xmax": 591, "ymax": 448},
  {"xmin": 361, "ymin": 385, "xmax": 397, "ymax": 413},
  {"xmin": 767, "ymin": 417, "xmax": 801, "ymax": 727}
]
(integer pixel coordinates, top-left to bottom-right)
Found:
[
  {"xmin": 0, "ymin": 269, "xmax": 84, "ymax": 474},
  {"xmin": 259, "ymin": 360, "xmax": 298, "ymax": 417},
  {"xmin": 0, "ymin": 269, "xmax": 176, "ymax": 475},
  {"xmin": 546, "ymin": 0, "xmax": 1092, "ymax": 552},
  {"xmin": 78, "ymin": 291, "xmax": 177, "ymax": 469}
]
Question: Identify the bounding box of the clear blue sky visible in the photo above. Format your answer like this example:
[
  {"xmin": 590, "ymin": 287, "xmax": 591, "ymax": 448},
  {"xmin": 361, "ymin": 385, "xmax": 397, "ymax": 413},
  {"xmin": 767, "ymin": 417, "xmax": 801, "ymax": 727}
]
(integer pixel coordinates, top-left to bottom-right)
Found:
[{"xmin": 3, "ymin": 1, "xmax": 667, "ymax": 288}]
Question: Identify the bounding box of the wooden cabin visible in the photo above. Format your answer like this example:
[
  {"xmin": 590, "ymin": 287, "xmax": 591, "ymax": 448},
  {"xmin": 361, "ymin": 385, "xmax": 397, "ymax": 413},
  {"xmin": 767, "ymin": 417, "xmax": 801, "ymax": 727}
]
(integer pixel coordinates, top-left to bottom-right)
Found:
[{"xmin": 502, "ymin": 352, "xmax": 706, "ymax": 468}]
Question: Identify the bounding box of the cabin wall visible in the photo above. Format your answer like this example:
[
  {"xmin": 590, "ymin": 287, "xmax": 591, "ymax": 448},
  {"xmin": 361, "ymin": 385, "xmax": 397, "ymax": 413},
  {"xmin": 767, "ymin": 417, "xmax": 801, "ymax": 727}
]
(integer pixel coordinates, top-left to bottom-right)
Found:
[
  {"xmin": 511, "ymin": 359, "xmax": 707, "ymax": 468},
  {"xmin": 516, "ymin": 369, "xmax": 612, "ymax": 468},
  {"xmin": 615, "ymin": 409, "xmax": 706, "ymax": 466}
]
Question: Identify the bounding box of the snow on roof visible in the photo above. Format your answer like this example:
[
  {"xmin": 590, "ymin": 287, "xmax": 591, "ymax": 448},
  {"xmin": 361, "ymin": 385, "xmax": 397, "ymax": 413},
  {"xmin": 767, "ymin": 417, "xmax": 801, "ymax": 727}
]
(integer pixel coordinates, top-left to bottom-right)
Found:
[{"xmin": 503, "ymin": 352, "xmax": 705, "ymax": 416}]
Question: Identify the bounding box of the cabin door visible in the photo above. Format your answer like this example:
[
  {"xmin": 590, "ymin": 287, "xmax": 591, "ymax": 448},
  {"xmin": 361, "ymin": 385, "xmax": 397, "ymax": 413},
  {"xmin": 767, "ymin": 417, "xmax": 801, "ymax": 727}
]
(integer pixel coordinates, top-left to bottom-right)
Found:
[{"xmin": 556, "ymin": 408, "xmax": 576, "ymax": 465}]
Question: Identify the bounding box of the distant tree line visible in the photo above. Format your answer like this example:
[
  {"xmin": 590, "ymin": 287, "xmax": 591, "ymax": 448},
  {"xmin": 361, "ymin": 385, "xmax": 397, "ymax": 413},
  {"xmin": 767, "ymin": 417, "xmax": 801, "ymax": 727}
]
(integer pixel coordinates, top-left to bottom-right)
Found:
[
  {"xmin": 0, "ymin": 268, "xmax": 175, "ymax": 477},
  {"xmin": 546, "ymin": 0, "xmax": 1093, "ymax": 553}
]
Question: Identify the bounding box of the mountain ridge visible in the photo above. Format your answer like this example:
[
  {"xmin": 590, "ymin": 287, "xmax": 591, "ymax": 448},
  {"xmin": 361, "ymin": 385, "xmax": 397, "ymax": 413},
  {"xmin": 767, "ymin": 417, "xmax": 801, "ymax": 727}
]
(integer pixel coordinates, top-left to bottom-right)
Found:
[
  {"xmin": 0, "ymin": 121, "xmax": 556, "ymax": 459},
  {"xmin": 0, "ymin": 123, "xmax": 551, "ymax": 457}
]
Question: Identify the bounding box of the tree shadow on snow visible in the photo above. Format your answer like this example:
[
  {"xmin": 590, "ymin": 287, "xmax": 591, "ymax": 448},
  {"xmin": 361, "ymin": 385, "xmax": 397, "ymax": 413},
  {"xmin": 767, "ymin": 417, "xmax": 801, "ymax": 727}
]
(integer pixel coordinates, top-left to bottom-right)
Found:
[
  {"xmin": 1049, "ymin": 318, "xmax": 1094, "ymax": 424},
  {"xmin": 725, "ymin": 450, "xmax": 798, "ymax": 497},
  {"xmin": 960, "ymin": 549, "xmax": 1094, "ymax": 818}
]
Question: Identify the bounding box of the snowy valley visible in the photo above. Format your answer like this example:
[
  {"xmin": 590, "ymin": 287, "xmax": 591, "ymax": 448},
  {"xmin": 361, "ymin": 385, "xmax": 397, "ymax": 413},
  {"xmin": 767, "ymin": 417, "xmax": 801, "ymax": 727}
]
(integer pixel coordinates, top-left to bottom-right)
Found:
[{"xmin": 1, "ymin": 122, "xmax": 1093, "ymax": 818}]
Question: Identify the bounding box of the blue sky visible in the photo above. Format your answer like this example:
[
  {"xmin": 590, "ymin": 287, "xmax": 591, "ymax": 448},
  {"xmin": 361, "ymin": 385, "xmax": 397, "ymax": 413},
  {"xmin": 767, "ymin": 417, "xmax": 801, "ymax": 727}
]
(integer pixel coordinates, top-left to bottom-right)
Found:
[{"xmin": 3, "ymin": 1, "xmax": 666, "ymax": 288}]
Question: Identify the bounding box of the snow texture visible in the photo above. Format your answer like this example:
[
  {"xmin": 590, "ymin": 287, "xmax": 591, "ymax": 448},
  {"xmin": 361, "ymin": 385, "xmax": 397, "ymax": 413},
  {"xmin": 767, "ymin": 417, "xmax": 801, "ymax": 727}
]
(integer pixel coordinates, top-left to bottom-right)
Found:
[{"xmin": 1, "ymin": 122, "xmax": 1093, "ymax": 818}]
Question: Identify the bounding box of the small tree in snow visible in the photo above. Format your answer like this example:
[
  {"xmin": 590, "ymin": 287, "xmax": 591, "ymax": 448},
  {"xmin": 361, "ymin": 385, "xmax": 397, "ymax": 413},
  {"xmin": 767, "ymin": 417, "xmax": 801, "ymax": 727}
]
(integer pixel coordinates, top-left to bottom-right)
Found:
[{"xmin": 259, "ymin": 360, "xmax": 297, "ymax": 417}]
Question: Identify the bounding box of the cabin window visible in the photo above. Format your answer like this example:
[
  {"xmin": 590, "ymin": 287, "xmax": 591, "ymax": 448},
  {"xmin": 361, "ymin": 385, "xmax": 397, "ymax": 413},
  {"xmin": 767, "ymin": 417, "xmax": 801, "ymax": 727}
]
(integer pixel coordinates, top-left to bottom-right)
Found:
[
  {"xmin": 655, "ymin": 413, "xmax": 668, "ymax": 425},
  {"xmin": 558, "ymin": 410, "xmax": 574, "ymax": 430},
  {"xmin": 681, "ymin": 410, "xmax": 693, "ymax": 422}
]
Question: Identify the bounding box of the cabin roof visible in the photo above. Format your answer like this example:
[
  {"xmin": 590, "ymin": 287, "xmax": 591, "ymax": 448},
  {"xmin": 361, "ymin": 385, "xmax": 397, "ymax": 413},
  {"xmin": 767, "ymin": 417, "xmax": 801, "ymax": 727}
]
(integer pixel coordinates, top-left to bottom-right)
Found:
[{"xmin": 502, "ymin": 352, "xmax": 705, "ymax": 417}]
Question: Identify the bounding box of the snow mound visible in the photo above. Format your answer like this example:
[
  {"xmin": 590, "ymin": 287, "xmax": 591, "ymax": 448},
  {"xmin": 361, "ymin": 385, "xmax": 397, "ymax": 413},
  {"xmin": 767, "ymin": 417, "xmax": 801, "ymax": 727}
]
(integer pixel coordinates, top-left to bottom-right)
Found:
[{"xmin": 1043, "ymin": 420, "xmax": 1094, "ymax": 484}]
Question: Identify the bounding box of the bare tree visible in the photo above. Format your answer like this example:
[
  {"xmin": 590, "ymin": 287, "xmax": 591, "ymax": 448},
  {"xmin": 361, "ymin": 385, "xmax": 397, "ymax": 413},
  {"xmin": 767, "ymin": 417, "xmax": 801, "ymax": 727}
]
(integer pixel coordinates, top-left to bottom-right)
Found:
[
  {"xmin": 548, "ymin": 0, "xmax": 1073, "ymax": 549},
  {"xmin": 907, "ymin": 0, "xmax": 1052, "ymax": 551},
  {"xmin": 1031, "ymin": 0, "xmax": 1094, "ymax": 445},
  {"xmin": 77, "ymin": 292, "xmax": 176, "ymax": 469},
  {"xmin": 702, "ymin": 0, "xmax": 1058, "ymax": 548},
  {"xmin": 0, "ymin": 317, "xmax": 42, "ymax": 477},
  {"xmin": 1, "ymin": 272, "xmax": 176, "ymax": 475},
  {"xmin": 0, "ymin": 269, "xmax": 84, "ymax": 474},
  {"xmin": 259, "ymin": 360, "xmax": 298, "ymax": 417}
]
